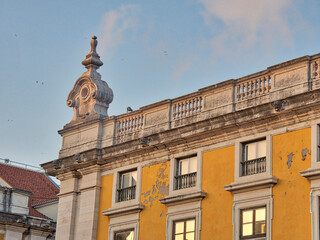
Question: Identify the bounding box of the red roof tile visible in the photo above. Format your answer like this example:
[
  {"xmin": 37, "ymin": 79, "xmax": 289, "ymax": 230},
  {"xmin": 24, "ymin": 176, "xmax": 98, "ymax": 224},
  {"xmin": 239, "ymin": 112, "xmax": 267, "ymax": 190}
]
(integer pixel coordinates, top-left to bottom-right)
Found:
[{"xmin": 0, "ymin": 163, "xmax": 59, "ymax": 219}]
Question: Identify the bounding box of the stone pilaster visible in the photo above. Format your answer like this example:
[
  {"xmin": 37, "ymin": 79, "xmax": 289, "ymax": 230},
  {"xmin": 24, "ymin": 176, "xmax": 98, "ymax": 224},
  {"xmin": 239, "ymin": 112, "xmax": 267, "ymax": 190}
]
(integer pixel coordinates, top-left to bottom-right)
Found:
[
  {"xmin": 55, "ymin": 171, "xmax": 81, "ymax": 240},
  {"xmin": 74, "ymin": 166, "xmax": 101, "ymax": 240}
]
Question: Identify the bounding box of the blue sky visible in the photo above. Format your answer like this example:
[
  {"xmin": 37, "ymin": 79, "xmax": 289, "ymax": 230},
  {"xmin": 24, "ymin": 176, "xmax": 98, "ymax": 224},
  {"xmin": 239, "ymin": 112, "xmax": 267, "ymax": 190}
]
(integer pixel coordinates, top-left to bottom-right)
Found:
[{"xmin": 1, "ymin": 0, "xmax": 320, "ymax": 167}]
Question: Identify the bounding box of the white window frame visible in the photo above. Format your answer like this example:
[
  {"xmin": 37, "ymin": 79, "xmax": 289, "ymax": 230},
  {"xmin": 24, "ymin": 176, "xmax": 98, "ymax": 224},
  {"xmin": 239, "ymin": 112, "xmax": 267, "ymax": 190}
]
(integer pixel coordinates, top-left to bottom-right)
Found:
[
  {"xmin": 111, "ymin": 165, "xmax": 142, "ymax": 208},
  {"xmin": 108, "ymin": 214, "xmax": 139, "ymax": 240},
  {"xmin": 175, "ymin": 155, "xmax": 197, "ymax": 190},
  {"xmin": 308, "ymin": 123, "xmax": 320, "ymax": 240},
  {"xmin": 311, "ymin": 124, "xmax": 320, "ymax": 168},
  {"xmin": 168, "ymin": 150, "xmax": 203, "ymax": 197},
  {"xmin": 241, "ymin": 139, "xmax": 267, "ymax": 177},
  {"xmin": 233, "ymin": 188, "xmax": 273, "ymax": 240},
  {"xmin": 166, "ymin": 202, "xmax": 201, "ymax": 240},
  {"xmin": 240, "ymin": 206, "xmax": 266, "ymax": 239},
  {"xmin": 234, "ymin": 135, "xmax": 272, "ymax": 184}
]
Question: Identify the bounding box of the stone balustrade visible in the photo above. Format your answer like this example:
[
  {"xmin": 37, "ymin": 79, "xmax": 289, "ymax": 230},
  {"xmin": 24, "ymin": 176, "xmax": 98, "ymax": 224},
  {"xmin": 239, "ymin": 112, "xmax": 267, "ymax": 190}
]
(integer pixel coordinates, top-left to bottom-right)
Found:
[
  {"xmin": 236, "ymin": 75, "xmax": 272, "ymax": 101},
  {"xmin": 172, "ymin": 96, "xmax": 203, "ymax": 119},
  {"xmin": 117, "ymin": 114, "xmax": 145, "ymax": 134},
  {"xmin": 57, "ymin": 54, "xmax": 320, "ymax": 159}
]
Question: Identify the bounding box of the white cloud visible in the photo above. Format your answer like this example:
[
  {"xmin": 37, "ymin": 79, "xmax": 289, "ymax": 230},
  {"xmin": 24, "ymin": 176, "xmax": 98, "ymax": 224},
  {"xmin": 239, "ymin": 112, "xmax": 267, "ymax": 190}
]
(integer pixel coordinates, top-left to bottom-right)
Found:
[
  {"xmin": 173, "ymin": 57, "xmax": 196, "ymax": 81},
  {"xmin": 97, "ymin": 5, "xmax": 139, "ymax": 59},
  {"xmin": 199, "ymin": 0, "xmax": 300, "ymax": 59}
]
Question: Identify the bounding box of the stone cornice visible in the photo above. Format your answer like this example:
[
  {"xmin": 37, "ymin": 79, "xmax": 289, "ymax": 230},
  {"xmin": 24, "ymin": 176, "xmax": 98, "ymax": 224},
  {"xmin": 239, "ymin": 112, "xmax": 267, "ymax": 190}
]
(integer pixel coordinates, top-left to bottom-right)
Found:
[
  {"xmin": 102, "ymin": 203, "xmax": 144, "ymax": 218},
  {"xmin": 43, "ymin": 88, "xmax": 320, "ymax": 176},
  {"xmin": 224, "ymin": 176, "xmax": 278, "ymax": 193},
  {"xmin": 159, "ymin": 190, "xmax": 206, "ymax": 206},
  {"xmin": 300, "ymin": 168, "xmax": 320, "ymax": 180}
]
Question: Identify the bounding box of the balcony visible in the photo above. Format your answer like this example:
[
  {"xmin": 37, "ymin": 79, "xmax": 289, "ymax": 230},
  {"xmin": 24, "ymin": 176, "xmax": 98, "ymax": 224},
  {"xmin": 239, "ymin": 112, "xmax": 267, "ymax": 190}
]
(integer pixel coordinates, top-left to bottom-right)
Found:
[
  {"xmin": 117, "ymin": 185, "xmax": 136, "ymax": 202},
  {"xmin": 175, "ymin": 172, "xmax": 197, "ymax": 190},
  {"xmin": 241, "ymin": 157, "xmax": 266, "ymax": 176}
]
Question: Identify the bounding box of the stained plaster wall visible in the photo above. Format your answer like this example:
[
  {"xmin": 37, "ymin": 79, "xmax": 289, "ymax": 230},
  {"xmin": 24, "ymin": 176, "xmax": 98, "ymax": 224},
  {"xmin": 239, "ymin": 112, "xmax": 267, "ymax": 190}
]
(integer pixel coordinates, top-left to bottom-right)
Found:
[
  {"xmin": 96, "ymin": 174, "xmax": 113, "ymax": 240},
  {"xmin": 201, "ymin": 146, "xmax": 234, "ymax": 240},
  {"xmin": 272, "ymin": 128, "xmax": 311, "ymax": 240},
  {"xmin": 139, "ymin": 162, "xmax": 169, "ymax": 240}
]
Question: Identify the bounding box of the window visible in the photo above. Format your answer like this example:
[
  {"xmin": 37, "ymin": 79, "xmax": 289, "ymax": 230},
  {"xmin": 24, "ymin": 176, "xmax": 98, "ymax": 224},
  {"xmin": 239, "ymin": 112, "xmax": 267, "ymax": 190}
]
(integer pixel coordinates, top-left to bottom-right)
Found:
[
  {"xmin": 173, "ymin": 219, "xmax": 195, "ymax": 240},
  {"xmin": 242, "ymin": 139, "xmax": 266, "ymax": 176},
  {"xmin": 117, "ymin": 170, "xmax": 137, "ymax": 202},
  {"xmin": 175, "ymin": 156, "xmax": 197, "ymax": 190},
  {"xmin": 318, "ymin": 125, "xmax": 320, "ymax": 161},
  {"xmin": 114, "ymin": 229, "xmax": 134, "ymax": 240},
  {"xmin": 241, "ymin": 207, "xmax": 266, "ymax": 239}
]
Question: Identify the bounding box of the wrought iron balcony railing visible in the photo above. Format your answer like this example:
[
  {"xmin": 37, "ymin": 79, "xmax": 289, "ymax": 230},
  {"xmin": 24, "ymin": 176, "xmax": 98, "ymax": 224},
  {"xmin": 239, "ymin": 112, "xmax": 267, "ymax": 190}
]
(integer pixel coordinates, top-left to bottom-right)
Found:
[
  {"xmin": 241, "ymin": 157, "xmax": 266, "ymax": 176},
  {"xmin": 175, "ymin": 172, "xmax": 197, "ymax": 190},
  {"xmin": 117, "ymin": 185, "xmax": 136, "ymax": 202}
]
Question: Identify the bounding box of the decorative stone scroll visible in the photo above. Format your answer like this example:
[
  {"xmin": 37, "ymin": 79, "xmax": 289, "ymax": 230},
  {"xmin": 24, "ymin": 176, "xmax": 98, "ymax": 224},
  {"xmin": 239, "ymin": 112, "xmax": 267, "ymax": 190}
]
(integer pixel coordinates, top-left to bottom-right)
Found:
[{"xmin": 67, "ymin": 36, "xmax": 113, "ymax": 123}]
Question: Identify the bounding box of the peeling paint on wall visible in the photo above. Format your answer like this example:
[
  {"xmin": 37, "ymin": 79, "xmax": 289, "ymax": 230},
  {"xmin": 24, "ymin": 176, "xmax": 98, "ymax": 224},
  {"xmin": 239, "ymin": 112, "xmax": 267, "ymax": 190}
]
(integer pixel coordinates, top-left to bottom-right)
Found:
[
  {"xmin": 142, "ymin": 191, "xmax": 150, "ymax": 197},
  {"xmin": 301, "ymin": 148, "xmax": 310, "ymax": 161},
  {"xmin": 141, "ymin": 162, "xmax": 169, "ymax": 207},
  {"xmin": 287, "ymin": 152, "xmax": 294, "ymax": 168}
]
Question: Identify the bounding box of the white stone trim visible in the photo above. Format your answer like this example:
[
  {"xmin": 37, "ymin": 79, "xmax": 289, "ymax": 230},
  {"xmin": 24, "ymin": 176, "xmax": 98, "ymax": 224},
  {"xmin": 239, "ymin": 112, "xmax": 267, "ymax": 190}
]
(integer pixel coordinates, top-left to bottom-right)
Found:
[
  {"xmin": 233, "ymin": 134, "xmax": 273, "ymax": 189},
  {"xmin": 108, "ymin": 212, "xmax": 140, "ymax": 240},
  {"xmin": 310, "ymin": 185, "xmax": 320, "ymax": 240},
  {"xmin": 311, "ymin": 123, "xmax": 320, "ymax": 169},
  {"xmin": 166, "ymin": 201, "xmax": 202, "ymax": 240},
  {"xmin": 168, "ymin": 150, "xmax": 203, "ymax": 197},
  {"xmin": 110, "ymin": 163, "xmax": 142, "ymax": 209},
  {"xmin": 233, "ymin": 188, "xmax": 273, "ymax": 240}
]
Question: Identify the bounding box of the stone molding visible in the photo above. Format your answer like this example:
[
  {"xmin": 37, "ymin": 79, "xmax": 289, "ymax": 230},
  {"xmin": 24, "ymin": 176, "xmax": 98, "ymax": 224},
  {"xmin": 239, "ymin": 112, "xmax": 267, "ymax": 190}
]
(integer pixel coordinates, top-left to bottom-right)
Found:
[
  {"xmin": 102, "ymin": 203, "xmax": 144, "ymax": 218},
  {"xmin": 159, "ymin": 190, "xmax": 206, "ymax": 206},
  {"xmin": 300, "ymin": 168, "xmax": 320, "ymax": 180},
  {"xmin": 224, "ymin": 176, "xmax": 278, "ymax": 193},
  {"xmin": 42, "ymin": 53, "xmax": 320, "ymax": 178}
]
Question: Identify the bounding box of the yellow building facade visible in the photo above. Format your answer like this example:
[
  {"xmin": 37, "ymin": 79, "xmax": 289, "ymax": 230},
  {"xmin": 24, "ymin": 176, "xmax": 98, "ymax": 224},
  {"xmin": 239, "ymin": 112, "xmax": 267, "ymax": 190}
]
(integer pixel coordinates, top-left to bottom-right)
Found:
[{"xmin": 42, "ymin": 37, "xmax": 320, "ymax": 240}]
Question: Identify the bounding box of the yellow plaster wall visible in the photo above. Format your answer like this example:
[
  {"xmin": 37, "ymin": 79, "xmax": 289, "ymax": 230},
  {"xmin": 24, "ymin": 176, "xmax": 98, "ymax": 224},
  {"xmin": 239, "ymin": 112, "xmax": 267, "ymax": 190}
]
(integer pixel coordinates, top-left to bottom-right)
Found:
[
  {"xmin": 272, "ymin": 128, "xmax": 311, "ymax": 240},
  {"xmin": 96, "ymin": 174, "xmax": 113, "ymax": 240},
  {"xmin": 139, "ymin": 162, "xmax": 169, "ymax": 240},
  {"xmin": 201, "ymin": 146, "xmax": 235, "ymax": 240}
]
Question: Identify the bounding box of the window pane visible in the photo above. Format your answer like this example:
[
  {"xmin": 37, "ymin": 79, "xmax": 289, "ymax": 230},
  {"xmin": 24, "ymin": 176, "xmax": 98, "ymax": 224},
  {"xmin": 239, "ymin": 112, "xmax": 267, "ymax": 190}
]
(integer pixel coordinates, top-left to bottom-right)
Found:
[
  {"xmin": 242, "ymin": 223, "xmax": 253, "ymax": 236},
  {"xmin": 175, "ymin": 222, "xmax": 184, "ymax": 234},
  {"xmin": 189, "ymin": 157, "xmax": 197, "ymax": 173},
  {"xmin": 131, "ymin": 171, "xmax": 137, "ymax": 186},
  {"xmin": 186, "ymin": 219, "xmax": 195, "ymax": 232},
  {"xmin": 175, "ymin": 234, "xmax": 183, "ymax": 240},
  {"xmin": 257, "ymin": 140, "xmax": 266, "ymax": 158},
  {"xmin": 179, "ymin": 159, "xmax": 189, "ymax": 175},
  {"xmin": 242, "ymin": 210, "xmax": 253, "ymax": 223},
  {"xmin": 245, "ymin": 143, "xmax": 256, "ymax": 160},
  {"xmin": 121, "ymin": 174, "xmax": 130, "ymax": 188},
  {"xmin": 255, "ymin": 208, "xmax": 266, "ymax": 221},
  {"xmin": 255, "ymin": 221, "xmax": 266, "ymax": 234},
  {"xmin": 115, "ymin": 230, "xmax": 134, "ymax": 240},
  {"xmin": 186, "ymin": 232, "xmax": 195, "ymax": 240}
]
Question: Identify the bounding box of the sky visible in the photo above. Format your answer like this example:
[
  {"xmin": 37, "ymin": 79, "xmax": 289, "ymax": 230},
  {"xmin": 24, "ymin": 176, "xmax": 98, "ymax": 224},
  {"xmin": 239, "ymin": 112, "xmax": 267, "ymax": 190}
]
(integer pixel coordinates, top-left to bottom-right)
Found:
[{"xmin": 1, "ymin": 0, "xmax": 320, "ymax": 168}]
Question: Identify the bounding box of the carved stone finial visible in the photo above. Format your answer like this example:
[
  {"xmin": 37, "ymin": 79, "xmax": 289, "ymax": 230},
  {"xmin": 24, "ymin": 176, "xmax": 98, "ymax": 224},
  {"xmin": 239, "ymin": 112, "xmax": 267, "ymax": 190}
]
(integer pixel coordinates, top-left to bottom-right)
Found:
[
  {"xmin": 91, "ymin": 36, "xmax": 97, "ymax": 53},
  {"xmin": 81, "ymin": 36, "xmax": 103, "ymax": 69},
  {"xmin": 66, "ymin": 36, "xmax": 114, "ymax": 124}
]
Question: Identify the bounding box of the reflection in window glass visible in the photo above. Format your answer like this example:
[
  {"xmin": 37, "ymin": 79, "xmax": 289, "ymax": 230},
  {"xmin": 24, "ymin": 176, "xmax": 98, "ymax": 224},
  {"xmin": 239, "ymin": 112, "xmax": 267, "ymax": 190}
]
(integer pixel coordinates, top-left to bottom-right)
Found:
[
  {"xmin": 174, "ymin": 219, "xmax": 195, "ymax": 240},
  {"xmin": 186, "ymin": 220, "xmax": 195, "ymax": 232},
  {"xmin": 255, "ymin": 208, "xmax": 265, "ymax": 221},
  {"xmin": 242, "ymin": 210, "xmax": 253, "ymax": 223},
  {"xmin": 115, "ymin": 230, "xmax": 134, "ymax": 240},
  {"xmin": 175, "ymin": 222, "xmax": 184, "ymax": 234},
  {"xmin": 178, "ymin": 157, "xmax": 197, "ymax": 175},
  {"xmin": 241, "ymin": 207, "xmax": 266, "ymax": 239}
]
